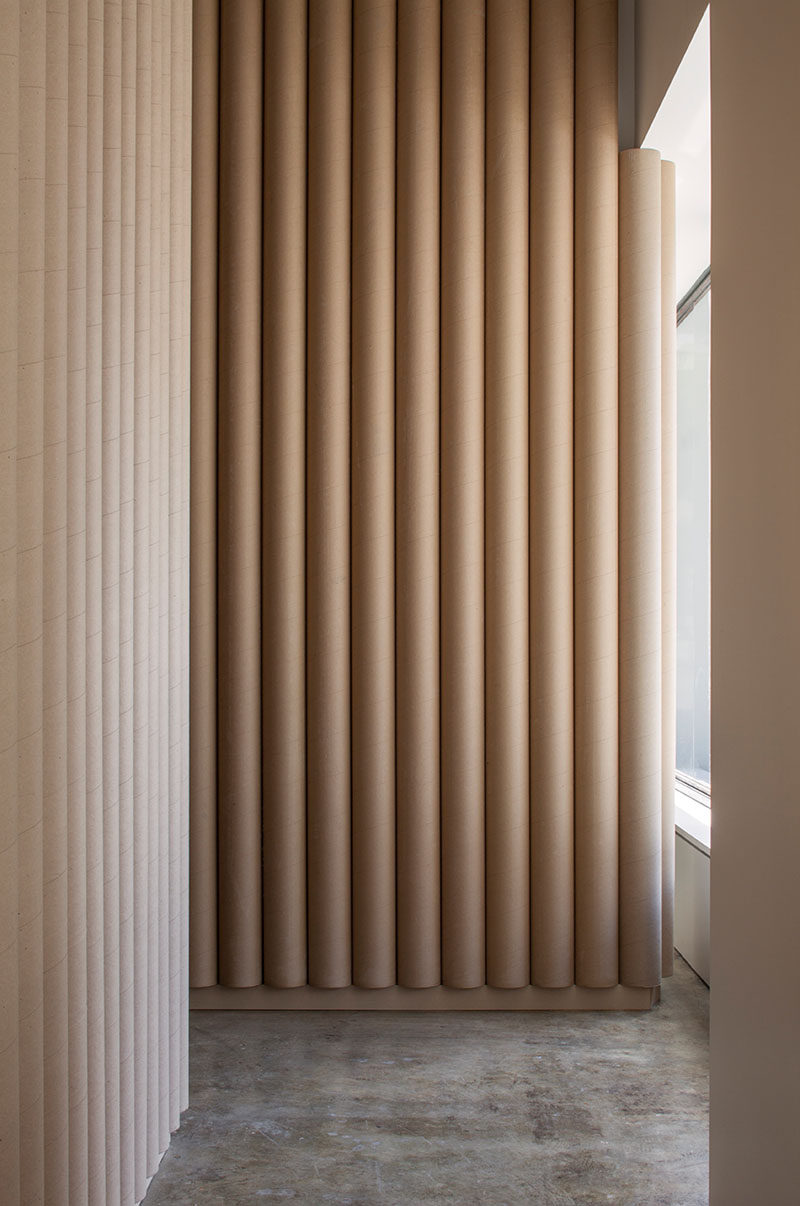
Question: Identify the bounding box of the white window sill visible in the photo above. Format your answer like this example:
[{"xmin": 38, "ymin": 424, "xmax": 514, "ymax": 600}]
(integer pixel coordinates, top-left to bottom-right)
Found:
[{"xmin": 675, "ymin": 784, "xmax": 711, "ymax": 856}]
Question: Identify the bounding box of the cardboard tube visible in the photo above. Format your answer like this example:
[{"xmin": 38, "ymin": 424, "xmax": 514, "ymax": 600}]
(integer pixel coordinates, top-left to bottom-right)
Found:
[
  {"xmin": 530, "ymin": 0, "xmax": 575, "ymax": 988},
  {"xmin": 168, "ymin": 0, "xmax": 186, "ymax": 1132},
  {"xmin": 396, "ymin": 0, "xmax": 441, "ymax": 989},
  {"xmin": 441, "ymin": 0, "xmax": 485, "ymax": 988},
  {"xmin": 351, "ymin": 0, "xmax": 396, "ymax": 988},
  {"xmin": 574, "ymin": 0, "xmax": 619, "ymax": 988},
  {"xmin": 65, "ymin": 8, "xmax": 91, "ymax": 1200},
  {"xmin": 618, "ymin": 148, "xmax": 662, "ymax": 988},
  {"xmin": 101, "ymin": 2, "xmax": 123, "ymax": 1194},
  {"xmin": 158, "ymin": 0, "xmax": 172, "ymax": 1146},
  {"xmin": 132, "ymin": 0, "xmax": 153, "ymax": 1192},
  {"xmin": 262, "ymin": 0, "xmax": 308, "ymax": 990},
  {"xmin": 306, "ymin": 0, "xmax": 353, "ymax": 989},
  {"xmin": 189, "ymin": 0, "xmax": 218, "ymax": 990},
  {"xmin": 17, "ymin": 0, "xmax": 48, "ymax": 1194},
  {"xmin": 660, "ymin": 160, "xmax": 677, "ymax": 979},
  {"xmin": 217, "ymin": 0, "xmax": 264, "ymax": 988},
  {"xmin": 42, "ymin": 2, "xmax": 70, "ymax": 1199},
  {"xmin": 85, "ymin": 3, "xmax": 107, "ymax": 1197},
  {"xmin": 485, "ymin": 0, "xmax": 530, "ymax": 989},
  {"xmin": 0, "ymin": 8, "xmax": 20, "ymax": 1201},
  {"xmin": 118, "ymin": 0, "xmax": 137, "ymax": 1194}
]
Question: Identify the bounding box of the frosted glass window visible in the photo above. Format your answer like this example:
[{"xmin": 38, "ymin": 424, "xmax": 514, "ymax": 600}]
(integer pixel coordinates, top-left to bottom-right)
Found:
[{"xmin": 676, "ymin": 285, "xmax": 711, "ymax": 790}]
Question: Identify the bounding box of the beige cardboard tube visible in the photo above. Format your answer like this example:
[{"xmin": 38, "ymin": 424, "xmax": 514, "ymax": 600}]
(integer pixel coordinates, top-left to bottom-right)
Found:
[
  {"xmin": 485, "ymin": 0, "xmax": 531, "ymax": 989},
  {"xmin": 101, "ymin": 1, "xmax": 123, "ymax": 1194},
  {"xmin": 573, "ymin": 0, "xmax": 619, "ymax": 988},
  {"xmin": 0, "ymin": 6, "xmax": 21, "ymax": 1202},
  {"xmin": 306, "ymin": 0, "xmax": 353, "ymax": 990},
  {"xmin": 216, "ymin": 0, "xmax": 264, "ymax": 988},
  {"xmin": 618, "ymin": 147, "xmax": 662, "ymax": 988},
  {"xmin": 118, "ymin": 0, "xmax": 137, "ymax": 1194},
  {"xmin": 42, "ymin": 2, "xmax": 71, "ymax": 1199},
  {"xmin": 85, "ymin": 3, "xmax": 108, "ymax": 1197},
  {"xmin": 262, "ymin": 0, "xmax": 308, "ymax": 990},
  {"xmin": 17, "ymin": 0, "xmax": 48, "ymax": 1197},
  {"xmin": 440, "ymin": 0, "xmax": 486, "ymax": 988},
  {"xmin": 189, "ymin": 0, "xmax": 218, "ymax": 991},
  {"xmin": 131, "ymin": 0, "xmax": 153, "ymax": 1192},
  {"xmin": 395, "ymin": 0, "xmax": 441, "ymax": 990},
  {"xmin": 530, "ymin": 0, "xmax": 575, "ymax": 989},
  {"xmin": 351, "ymin": 0, "xmax": 397, "ymax": 988}
]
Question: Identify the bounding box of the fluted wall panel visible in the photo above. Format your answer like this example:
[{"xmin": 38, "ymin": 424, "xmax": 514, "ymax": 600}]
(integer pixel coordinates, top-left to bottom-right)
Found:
[
  {"xmin": 0, "ymin": 0, "xmax": 191, "ymax": 1200},
  {"xmin": 191, "ymin": 0, "xmax": 675, "ymax": 1009}
]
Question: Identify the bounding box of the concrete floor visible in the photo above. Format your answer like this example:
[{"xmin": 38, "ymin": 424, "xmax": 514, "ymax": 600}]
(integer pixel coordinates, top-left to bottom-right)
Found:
[{"xmin": 144, "ymin": 955, "xmax": 708, "ymax": 1205}]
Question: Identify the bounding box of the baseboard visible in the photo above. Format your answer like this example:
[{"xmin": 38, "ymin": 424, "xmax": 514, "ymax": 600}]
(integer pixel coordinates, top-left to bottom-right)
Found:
[{"xmin": 190, "ymin": 983, "xmax": 658, "ymax": 1011}]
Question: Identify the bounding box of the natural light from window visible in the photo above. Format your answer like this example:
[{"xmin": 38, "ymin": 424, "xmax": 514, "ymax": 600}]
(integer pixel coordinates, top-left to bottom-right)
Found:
[{"xmin": 644, "ymin": 8, "xmax": 711, "ymax": 806}]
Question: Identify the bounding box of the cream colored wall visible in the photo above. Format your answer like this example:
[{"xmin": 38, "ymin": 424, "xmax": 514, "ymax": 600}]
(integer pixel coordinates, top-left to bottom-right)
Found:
[
  {"xmin": 635, "ymin": 0, "xmax": 707, "ymax": 143},
  {"xmin": 710, "ymin": 0, "xmax": 800, "ymax": 1201}
]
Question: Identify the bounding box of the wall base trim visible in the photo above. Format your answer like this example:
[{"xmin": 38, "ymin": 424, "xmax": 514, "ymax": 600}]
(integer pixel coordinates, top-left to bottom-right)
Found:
[{"xmin": 190, "ymin": 984, "xmax": 659, "ymax": 1011}]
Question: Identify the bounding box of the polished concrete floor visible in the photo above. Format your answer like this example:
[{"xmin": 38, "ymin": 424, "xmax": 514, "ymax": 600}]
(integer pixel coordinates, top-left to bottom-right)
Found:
[{"xmin": 144, "ymin": 955, "xmax": 708, "ymax": 1205}]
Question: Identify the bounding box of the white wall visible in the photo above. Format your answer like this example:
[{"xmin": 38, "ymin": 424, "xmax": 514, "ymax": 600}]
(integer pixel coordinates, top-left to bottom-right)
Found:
[
  {"xmin": 710, "ymin": 0, "xmax": 800, "ymax": 1200},
  {"xmin": 635, "ymin": 0, "xmax": 707, "ymax": 145}
]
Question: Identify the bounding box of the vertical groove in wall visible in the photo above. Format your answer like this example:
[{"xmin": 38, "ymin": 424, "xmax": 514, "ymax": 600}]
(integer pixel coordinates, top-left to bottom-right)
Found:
[
  {"xmin": 395, "ymin": 0, "xmax": 441, "ymax": 990},
  {"xmin": 261, "ymin": 0, "xmax": 309, "ymax": 990},
  {"xmin": 440, "ymin": 0, "xmax": 486, "ymax": 989},
  {"xmin": 573, "ymin": 0, "xmax": 620, "ymax": 988},
  {"xmin": 530, "ymin": 0, "xmax": 576, "ymax": 989},
  {"xmin": 305, "ymin": 0, "xmax": 353, "ymax": 989},
  {"xmin": 485, "ymin": 0, "xmax": 531, "ymax": 990}
]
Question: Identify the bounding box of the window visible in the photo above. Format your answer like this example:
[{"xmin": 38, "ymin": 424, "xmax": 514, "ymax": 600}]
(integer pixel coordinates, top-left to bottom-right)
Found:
[
  {"xmin": 676, "ymin": 272, "xmax": 710, "ymax": 795},
  {"xmin": 644, "ymin": 8, "xmax": 711, "ymax": 809}
]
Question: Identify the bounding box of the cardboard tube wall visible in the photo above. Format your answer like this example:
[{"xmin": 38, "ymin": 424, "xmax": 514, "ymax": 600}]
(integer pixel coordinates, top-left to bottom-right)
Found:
[
  {"xmin": 191, "ymin": 0, "xmax": 674, "ymax": 1008},
  {"xmin": 0, "ymin": 1, "xmax": 191, "ymax": 1200}
]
